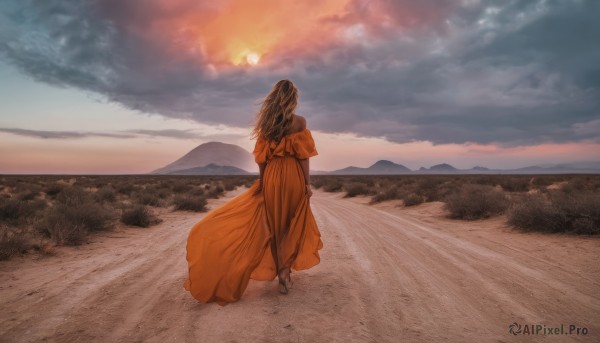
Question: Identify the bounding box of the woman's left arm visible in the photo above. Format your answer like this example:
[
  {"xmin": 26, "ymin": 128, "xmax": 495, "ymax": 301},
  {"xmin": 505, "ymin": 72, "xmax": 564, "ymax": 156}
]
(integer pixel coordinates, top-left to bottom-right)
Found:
[{"xmin": 254, "ymin": 162, "xmax": 266, "ymax": 195}]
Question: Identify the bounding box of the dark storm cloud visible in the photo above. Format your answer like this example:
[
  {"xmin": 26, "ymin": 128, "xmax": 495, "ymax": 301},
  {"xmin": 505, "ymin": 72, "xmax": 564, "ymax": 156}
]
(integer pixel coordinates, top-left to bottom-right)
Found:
[{"xmin": 0, "ymin": 0, "xmax": 598, "ymax": 146}]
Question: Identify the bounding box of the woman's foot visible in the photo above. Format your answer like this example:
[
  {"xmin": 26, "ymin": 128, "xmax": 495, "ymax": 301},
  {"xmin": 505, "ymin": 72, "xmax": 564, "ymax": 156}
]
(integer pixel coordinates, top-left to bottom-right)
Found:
[{"xmin": 278, "ymin": 268, "xmax": 292, "ymax": 294}]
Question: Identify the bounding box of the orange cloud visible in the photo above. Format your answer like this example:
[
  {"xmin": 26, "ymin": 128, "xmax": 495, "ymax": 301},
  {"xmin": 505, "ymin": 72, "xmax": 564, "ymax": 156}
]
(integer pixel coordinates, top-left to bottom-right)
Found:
[{"xmin": 148, "ymin": 0, "xmax": 351, "ymax": 68}]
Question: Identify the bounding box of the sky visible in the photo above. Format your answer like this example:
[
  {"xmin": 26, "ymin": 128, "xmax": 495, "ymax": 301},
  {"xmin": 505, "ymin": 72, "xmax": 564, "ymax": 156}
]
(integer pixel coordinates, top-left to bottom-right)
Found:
[{"xmin": 0, "ymin": 0, "xmax": 599, "ymax": 174}]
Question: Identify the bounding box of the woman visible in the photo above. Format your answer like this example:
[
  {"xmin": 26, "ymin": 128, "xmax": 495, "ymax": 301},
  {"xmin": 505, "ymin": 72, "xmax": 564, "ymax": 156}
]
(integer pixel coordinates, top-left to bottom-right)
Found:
[{"xmin": 183, "ymin": 79, "xmax": 323, "ymax": 305}]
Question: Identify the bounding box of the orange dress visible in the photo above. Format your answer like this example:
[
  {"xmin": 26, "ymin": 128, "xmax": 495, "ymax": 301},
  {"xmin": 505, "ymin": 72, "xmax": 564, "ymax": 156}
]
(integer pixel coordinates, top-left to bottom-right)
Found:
[{"xmin": 183, "ymin": 128, "xmax": 324, "ymax": 305}]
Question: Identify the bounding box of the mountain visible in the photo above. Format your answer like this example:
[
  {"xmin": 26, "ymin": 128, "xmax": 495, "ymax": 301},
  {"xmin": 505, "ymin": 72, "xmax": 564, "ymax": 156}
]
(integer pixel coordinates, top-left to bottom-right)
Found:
[
  {"xmin": 152, "ymin": 142, "xmax": 254, "ymax": 174},
  {"xmin": 428, "ymin": 163, "xmax": 457, "ymax": 171},
  {"xmin": 166, "ymin": 163, "xmax": 251, "ymax": 175},
  {"xmin": 412, "ymin": 163, "xmax": 459, "ymax": 174},
  {"xmin": 326, "ymin": 160, "xmax": 600, "ymax": 175},
  {"xmin": 330, "ymin": 160, "xmax": 412, "ymax": 175}
]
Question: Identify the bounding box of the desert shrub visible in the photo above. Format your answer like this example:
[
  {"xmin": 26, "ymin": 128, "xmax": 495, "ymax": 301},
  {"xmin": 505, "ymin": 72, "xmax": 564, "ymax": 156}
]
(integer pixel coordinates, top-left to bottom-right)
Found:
[
  {"xmin": 343, "ymin": 182, "xmax": 371, "ymax": 198},
  {"xmin": 156, "ymin": 189, "xmax": 170, "ymax": 199},
  {"xmin": 172, "ymin": 182, "xmax": 192, "ymax": 194},
  {"xmin": 0, "ymin": 198, "xmax": 22, "ymax": 225},
  {"xmin": 95, "ymin": 187, "xmax": 117, "ymax": 203},
  {"xmin": 207, "ymin": 185, "xmax": 225, "ymax": 198},
  {"xmin": 115, "ymin": 183, "xmax": 137, "ymax": 196},
  {"xmin": 370, "ymin": 187, "xmax": 403, "ymax": 203},
  {"xmin": 350, "ymin": 176, "xmax": 374, "ymax": 187},
  {"xmin": 507, "ymin": 194, "xmax": 565, "ymax": 233},
  {"xmin": 498, "ymin": 177, "xmax": 530, "ymax": 192},
  {"xmin": 133, "ymin": 190, "xmax": 162, "ymax": 207},
  {"xmin": 36, "ymin": 190, "xmax": 115, "ymax": 245},
  {"xmin": 311, "ymin": 177, "xmax": 326, "ymax": 190},
  {"xmin": 189, "ymin": 188, "xmax": 206, "ymax": 197},
  {"xmin": 0, "ymin": 197, "xmax": 47, "ymax": 227},
  {"xmin": 469, "ymin": 175, "xmax": 499, "ymax": 187},
  {"xmin": 443, "ymin": 184, "xmax": 508, "ymax": 220},
  {"xmin": 17, "ymin": 188, "xmax": 41, "ymax": 201},
  {"xmin": 173, "ymin": 195, "xmax": 207, "ymax": 212},
  {"xmin": 527, "ymin": 190, "xmax": 600, "ymax": 234},
  {"xmin": 415, "ymin": 177, "xmax": 443, "ymax": 201},
  {"xmin": 0, "ymin": 226, "xmax": 29, "ymax": 260},
  {"xmin": 322, "ymin": 179, "xmax": 344, "ymax": 192},
  {"xmin": 560, "ymin": 177, "xmax": 588, "ymax": 194},
  {"xmin": 436, "ymin": 181, "xmax": 462, "ymax": 201},
  {"xmin": 403, "ymin": 193, "xmax": 424, "ymax": 207},
  {"xmin": 44, "ymin": 182, "xmax": 66, "ymax": 197},
  {"xmin": 121, "ymin": 205, "xmax": 161, "ymax": 227},
  {"xmin": 222, "ymin": 179, "xmax": 239, "ymax": 191},
  {"xmin": 56, "ymin": 186, "xmax": 91, "ymax": 206}
]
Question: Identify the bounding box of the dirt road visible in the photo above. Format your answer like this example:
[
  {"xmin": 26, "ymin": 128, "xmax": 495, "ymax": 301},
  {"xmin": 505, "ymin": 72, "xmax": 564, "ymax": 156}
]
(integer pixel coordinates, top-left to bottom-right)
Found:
[{"xmin": 1, "ymin": 188, "xmax": 598, "ymax": 342}]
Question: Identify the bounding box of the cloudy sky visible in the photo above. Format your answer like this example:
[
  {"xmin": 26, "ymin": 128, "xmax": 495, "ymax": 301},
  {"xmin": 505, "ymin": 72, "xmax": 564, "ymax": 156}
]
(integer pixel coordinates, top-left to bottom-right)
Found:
[{"xmin": 1, "ymin": 0, "xmax": 599, "ymax": 173}]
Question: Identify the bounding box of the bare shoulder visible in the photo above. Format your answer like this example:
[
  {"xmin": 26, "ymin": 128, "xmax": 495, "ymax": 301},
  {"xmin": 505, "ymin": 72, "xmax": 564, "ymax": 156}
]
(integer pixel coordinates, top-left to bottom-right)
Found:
[{"xmin": 293, "ymin": 114, "xmax": 307, "ymax": 130}]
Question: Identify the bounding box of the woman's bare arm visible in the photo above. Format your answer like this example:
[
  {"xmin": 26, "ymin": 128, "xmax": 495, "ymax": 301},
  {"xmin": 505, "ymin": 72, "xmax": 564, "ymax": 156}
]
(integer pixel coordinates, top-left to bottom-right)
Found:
[
  {"xmin": 298, "ymin": 158, "xmax": 313, "ymax": 198},
  {"xmin": 254, "ymin": 162, "xmax": 266, "ymax": 195}
]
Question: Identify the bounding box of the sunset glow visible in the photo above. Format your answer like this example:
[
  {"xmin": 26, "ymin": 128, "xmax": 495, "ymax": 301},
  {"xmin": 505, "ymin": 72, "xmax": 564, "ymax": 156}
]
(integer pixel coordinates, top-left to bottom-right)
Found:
[
  {"xmin": 158, "ymin": 0, "xmax": 351, "ymax": 68},
  {"xmin": 245, "ymin": 52, "xmax": 260, "ymax": 66}
]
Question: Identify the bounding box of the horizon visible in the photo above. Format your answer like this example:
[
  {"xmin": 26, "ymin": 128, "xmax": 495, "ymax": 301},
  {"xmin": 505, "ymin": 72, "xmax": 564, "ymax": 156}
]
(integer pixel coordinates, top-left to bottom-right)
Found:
[{"xmin": 1, "ymin": 1, "xmax": 599, "ymax": 174}]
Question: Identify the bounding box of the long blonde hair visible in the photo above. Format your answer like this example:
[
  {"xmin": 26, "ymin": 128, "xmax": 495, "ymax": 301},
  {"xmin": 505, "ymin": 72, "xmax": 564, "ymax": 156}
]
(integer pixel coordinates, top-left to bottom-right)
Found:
[{"xmin": 251, "ymin": 79, "xmax": 298, "ymax": 143}]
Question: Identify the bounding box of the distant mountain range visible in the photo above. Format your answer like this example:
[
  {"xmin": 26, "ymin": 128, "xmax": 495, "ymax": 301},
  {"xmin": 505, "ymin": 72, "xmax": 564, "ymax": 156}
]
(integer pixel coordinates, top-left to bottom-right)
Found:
[{"xmin": 151, "ymin": 141, "xmax": 600, "ymax": 175}]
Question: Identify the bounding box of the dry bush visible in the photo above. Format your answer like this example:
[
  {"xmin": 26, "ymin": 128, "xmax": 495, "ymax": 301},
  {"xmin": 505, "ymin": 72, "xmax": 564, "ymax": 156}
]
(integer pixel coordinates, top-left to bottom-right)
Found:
[
  {"xmin": 311, "ymin": 177, "xmax": 327, "ymax": 190},
  {"xmin": 121, "ymin": 205, "xmax": 162, "ymax": 228},
  {"xmin": 403, "ymin": 193, "xmax": 424, "ymax": 207},
  {"xmin": 95, "ymin": 187, "xmax": 117, "ymax": 203},
  {"xmin": 36, "ymin": 203, "xmax": 114, "ymax": 245},
  {"xmin": 172, "ymin": 181, "xmax": 192, "ymax": 194},
  {"xmin": 0, "ymin": 197, "xmax": 47, "ymax": 227},
  {"xmin": 222, "ymin": 179, "xmax": 240, "ymax": 191},
  {"xmin": 370, "ymin": 187, "xmax": 403, "ymax": 204},
  {"xmin": 189, "ymin": 188, "xmax": 206, "ymax": 197},
  {"xmin": 322, "ymin": 178, "xmax": 344, "ymax": 192},
  {"xmin": 36, "ymin": 187, "xmax": 115, "ymax": 245},
  {"xmin": 44, "ymin": 182, "xmax": 66, "ymax": 197},
  {"xmin": 415, "ymin": 177, "xmax": 445, "ymax": 201},
  {"xmin": 114, "ymin": 183, "xmax": 138, "ymax": 196},
  {"xmin": 206, "ymin": 184, "xmax": 225, "ymax": 198},
  {"xmin": 17, "ymin": 192, "xmax": 37, "ymax": 201},
  {"xmin": 509, "ymin": 190, "xmax": 600, "ymax": 234},
  {"xmin": 0, "ymin": 226, "xmax": 30, "ymax": 260},
  {"xmin": 133, "ymin": 189, "xmax": 163, "ymax": 207},
  {"xmin": 343, "ymin": 182, "xmax": 372, "ymax": 198},
  {"xmin": 443, "ymin": 184, "xmax": 508, "ymax": 220},
  {"xmin": 498, "ymin": 176, "xmax": 530, "ymax": 192},
  {"xmin": 468, "ymin": 175, "xmax": 499, "ymax": 187},
  {"xmin": 561, "ymin": 177, "xmax": 589, "ymax": 194},
  {"xmin": 173, "ymin": 195, "xmax": 208, "ymax": 212}
]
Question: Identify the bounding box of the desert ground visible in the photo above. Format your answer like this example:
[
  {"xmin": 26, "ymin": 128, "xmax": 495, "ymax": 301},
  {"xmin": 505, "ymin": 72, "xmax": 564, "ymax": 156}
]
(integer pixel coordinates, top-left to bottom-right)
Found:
[{"xmin": 1, "ymin": 186, "xmax": 599, "ymax": 342}]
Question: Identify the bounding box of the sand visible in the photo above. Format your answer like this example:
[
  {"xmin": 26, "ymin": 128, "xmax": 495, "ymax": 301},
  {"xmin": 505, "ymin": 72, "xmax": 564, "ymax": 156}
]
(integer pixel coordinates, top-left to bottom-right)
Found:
[{"xmin": 0, "ymin": 187, "xmax": 598, "ymax": 342}]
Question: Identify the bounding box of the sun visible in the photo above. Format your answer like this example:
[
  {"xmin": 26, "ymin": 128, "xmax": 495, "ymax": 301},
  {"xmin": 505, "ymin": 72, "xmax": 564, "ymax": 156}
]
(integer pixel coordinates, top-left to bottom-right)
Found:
[{"xmin": 246, "ymin": 52, "xmax": 260, "ymax": 65}]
